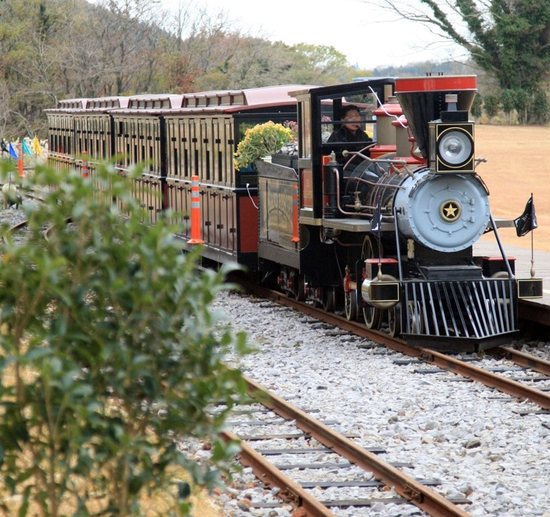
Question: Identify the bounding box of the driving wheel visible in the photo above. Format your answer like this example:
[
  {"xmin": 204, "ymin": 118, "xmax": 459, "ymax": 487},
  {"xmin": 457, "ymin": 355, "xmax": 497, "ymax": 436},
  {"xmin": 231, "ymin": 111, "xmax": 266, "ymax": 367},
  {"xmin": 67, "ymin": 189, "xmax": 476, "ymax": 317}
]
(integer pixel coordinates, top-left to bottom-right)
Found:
[
  {"xmin": 388, "ymin": 304, "xmax": 401, "ymax": 337},
  {"xmin": 345, "ymin": 289, "xmax": 358, "ymax": 321},
  {"xmin": 408, "ymin": 301, "xmax": 424, "ymax": 334},
  {"xmin": 363, "ymin": 303, "xmax": 383, "ymax": 329}
]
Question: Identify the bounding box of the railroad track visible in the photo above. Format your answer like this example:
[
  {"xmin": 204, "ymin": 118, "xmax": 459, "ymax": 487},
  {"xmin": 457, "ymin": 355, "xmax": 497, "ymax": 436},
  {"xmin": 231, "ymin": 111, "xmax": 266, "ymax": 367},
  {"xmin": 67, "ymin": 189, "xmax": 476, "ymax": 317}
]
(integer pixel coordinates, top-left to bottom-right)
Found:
[
  {"xmin": 211, "ymin": 282, "xmax": 550, "ymax": 516},
  {"xmin": 240, "ymin": 282, "xmax": 550, "ymax": 411},
  {"xmin": 220, "ymin": 375, "xmax": 473, "ymax": 517}
]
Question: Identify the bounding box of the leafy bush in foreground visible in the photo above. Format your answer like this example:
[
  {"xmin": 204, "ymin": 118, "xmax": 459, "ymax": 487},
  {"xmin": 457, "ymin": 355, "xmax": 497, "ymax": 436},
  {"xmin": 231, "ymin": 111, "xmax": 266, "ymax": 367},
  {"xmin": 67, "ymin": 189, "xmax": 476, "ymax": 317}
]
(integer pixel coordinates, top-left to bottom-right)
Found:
[{"xmin": 0, "ymin": 161, "xmax": 250, "ymax": 516}]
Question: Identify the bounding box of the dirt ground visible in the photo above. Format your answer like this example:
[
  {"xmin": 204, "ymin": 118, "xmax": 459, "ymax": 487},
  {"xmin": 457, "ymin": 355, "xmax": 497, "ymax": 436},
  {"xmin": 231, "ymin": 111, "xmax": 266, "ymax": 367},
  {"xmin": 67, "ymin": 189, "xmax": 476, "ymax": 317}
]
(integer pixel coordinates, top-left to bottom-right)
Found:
[{"xmin": 475, "ymin": 124, "xmax": 550, "ymax": 252}]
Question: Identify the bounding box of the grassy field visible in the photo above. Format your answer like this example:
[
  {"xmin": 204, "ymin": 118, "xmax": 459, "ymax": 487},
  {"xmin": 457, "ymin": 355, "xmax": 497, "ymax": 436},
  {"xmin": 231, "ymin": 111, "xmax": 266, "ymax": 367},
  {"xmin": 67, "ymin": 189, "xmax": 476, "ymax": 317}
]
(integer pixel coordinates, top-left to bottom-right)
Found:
[{"xmin": 476, "ymin": 124, "xmax": 550, "ymax": 252}]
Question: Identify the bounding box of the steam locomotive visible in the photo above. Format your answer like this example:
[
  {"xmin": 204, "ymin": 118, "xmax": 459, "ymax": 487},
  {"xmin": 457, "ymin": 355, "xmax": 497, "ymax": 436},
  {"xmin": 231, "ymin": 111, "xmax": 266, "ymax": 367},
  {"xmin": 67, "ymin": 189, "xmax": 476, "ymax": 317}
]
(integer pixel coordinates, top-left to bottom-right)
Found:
[{"xmin": 46, "ymin": 75, "xmax": 542, "ymax": 352}]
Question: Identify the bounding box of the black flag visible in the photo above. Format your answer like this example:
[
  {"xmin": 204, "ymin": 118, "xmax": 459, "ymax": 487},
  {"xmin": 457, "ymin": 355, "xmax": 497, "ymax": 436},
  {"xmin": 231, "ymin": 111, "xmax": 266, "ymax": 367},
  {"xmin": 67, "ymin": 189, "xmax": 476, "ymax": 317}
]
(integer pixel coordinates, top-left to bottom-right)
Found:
[
  {"xmin": 514, "ymin": 195, "xmax": 537, "ymax": 237},
  {"xmin": 371, "ymin": 199, "xmax": 382, "ymax": 236}
]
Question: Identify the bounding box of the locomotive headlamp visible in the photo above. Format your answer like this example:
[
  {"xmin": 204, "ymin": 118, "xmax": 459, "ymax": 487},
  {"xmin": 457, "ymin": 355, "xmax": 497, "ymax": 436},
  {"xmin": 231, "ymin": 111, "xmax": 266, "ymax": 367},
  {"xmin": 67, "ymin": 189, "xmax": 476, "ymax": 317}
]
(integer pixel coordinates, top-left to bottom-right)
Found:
[
  {"xmin": 429, "ymin": 122, "xmax": 475, "ymax": 173},
  {"xmin": 439, "ymin": 130, "xmax": 472, "ymax": 166}
]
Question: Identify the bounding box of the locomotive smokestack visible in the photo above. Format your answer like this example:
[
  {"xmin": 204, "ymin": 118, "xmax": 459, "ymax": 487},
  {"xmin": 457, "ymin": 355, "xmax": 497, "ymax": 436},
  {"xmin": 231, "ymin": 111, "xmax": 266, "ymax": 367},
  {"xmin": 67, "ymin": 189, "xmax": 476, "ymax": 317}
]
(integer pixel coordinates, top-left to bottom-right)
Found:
[
  {"xmin": 394, "ymin": 76, "xmax": 477, "ymax": 159},
  {"xmin": 445, "ymin": 94, "xmax": 458, "ymax": 111}
]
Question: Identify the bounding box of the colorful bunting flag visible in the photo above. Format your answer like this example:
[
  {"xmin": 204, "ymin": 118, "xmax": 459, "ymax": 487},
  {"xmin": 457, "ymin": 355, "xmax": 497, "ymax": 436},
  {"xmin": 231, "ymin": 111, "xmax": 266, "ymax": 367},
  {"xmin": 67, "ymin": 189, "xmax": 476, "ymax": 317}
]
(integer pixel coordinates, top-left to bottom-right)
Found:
[
  {"xmin": 22, "ymin": 140, "xmax": 32, "ymax": 156},
  {"xmin": 33, "ymin": 136, "xmax": 42, "ymax": 157},
  {"xmin": 8, "ymin": 142, "xmax": 17, "ymax": 159}
]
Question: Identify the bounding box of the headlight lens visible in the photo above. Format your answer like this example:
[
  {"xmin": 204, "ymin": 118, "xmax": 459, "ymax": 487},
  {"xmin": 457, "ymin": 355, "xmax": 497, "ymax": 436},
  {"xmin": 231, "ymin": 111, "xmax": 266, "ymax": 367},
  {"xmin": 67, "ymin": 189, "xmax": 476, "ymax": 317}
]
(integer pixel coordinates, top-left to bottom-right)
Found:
[{"xmin": 438, "ymin": 129, "xmax": 473, "ymax": 166}]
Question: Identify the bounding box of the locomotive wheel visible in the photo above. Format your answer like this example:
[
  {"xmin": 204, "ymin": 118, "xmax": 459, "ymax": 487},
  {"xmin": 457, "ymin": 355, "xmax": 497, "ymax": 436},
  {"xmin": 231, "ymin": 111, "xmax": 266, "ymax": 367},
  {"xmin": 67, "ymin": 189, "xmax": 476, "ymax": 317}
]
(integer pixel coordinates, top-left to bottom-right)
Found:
[
  {"xmin": 345, "ymin": 289, "xmax": 358, "ymax": 321},
  {"xmin": 294, "ymin": 274, "xmax": 306, "ymax": 301},
  {"xmin": 361, "ymin": 235, "xmax": 382, "ymax": 263},
  {"xmin": 408, "ymin": 301, "xmax": 424, "ymax": 334},
  {"xmin": 323, "ymin": 287, "xmax": 336, "ymax": 312},
  {"xmin": 363, "ymin": 303, "xmax": 383, "ymax": 329},
  {"xmin": 491, "ymin": 271, "xmax": 510, "ymax": 279},
  {"xmin": 388, "ymin": 304, "xmax": 401, "ymax": 337},
  {"xmin": 312, "ymin": 287, "xmax": 322, "ymax": 308}
]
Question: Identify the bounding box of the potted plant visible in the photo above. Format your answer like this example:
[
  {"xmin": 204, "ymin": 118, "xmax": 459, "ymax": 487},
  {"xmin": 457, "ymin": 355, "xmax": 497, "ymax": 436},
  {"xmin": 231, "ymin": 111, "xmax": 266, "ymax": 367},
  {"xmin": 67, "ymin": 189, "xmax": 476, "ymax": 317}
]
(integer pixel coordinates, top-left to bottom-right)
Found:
[{"xmin": 234, "ymin": 121, "xmax": 293, "ymax": 170}]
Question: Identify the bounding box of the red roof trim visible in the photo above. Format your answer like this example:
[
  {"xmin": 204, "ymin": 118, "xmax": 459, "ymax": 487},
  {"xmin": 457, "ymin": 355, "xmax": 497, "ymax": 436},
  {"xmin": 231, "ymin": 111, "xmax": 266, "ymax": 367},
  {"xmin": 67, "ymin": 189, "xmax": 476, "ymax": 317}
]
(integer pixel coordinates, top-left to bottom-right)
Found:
[{"xmin": 395, "ymin": 75, "xmax": 477, "ymax": 93}]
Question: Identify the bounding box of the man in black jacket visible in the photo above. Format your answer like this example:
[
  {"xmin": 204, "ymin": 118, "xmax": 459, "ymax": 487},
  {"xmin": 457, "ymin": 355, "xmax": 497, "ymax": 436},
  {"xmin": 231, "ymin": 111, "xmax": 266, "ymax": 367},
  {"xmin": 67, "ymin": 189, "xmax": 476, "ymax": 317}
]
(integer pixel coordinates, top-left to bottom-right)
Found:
[{"xmin": 328, "ymin": 105, "xmax": 372, "ymax": 168}]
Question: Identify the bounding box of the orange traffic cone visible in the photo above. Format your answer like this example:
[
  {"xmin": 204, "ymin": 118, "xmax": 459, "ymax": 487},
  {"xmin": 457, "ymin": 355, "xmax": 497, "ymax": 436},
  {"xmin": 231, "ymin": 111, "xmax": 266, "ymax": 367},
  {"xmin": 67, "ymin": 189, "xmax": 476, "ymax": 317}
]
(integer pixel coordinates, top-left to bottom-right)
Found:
[{"xmin": 187, "ymin": 175, "xmax": 204, "ymax": 245}]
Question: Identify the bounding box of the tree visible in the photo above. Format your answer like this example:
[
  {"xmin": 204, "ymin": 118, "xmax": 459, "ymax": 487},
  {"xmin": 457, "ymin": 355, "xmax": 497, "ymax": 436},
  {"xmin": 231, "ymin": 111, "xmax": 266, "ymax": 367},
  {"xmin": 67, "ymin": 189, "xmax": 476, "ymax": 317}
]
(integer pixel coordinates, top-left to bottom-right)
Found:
[
  {"xmin": 290, "ymin": 43, "xmax": 360, "ymax": 84},
  {"xmin": 513, "ymin": 88, "xmax": 530, "ymax": 124},
  {"xmin": 0, "ymin": 0, "xmax": 71, "ymax": 137},
  {"xmin": 0, "ymin": 160, "xmax": 250, "ymax": 516},
  {"xmin": 90, "ymin": 0, "xmax": 167, "ymax": 95},
  {"xmin": 483, "ymin": 94, "xmax": 500, "ymax": 120},
  {"xmin": 531, "ymin": 90, "xmax": 550, "ymax": 124},
  {"xmin": 371, "ymin": 0, "xmax": 550, "ymax": 93},
  {"xmin": 0, "ymin": 0, "xmax": 369, "ymax": 137},
  {"xmin": 470, "ymin": 94, "xmax": 483, "ymax": 119},
  {"xmin": 500, "ymin": 89, "xmax": 515, "ymax": 123}
]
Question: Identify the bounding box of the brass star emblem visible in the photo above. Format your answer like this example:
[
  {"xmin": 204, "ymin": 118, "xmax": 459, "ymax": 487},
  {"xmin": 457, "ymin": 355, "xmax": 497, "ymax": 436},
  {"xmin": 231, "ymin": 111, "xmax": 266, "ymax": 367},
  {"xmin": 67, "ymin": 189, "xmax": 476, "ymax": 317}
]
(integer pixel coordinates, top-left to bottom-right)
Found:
[
  {"xmin": 440, "ymin": 200, "xmax": 461, "ymax": 222},
  {"xmin": 444, "ymin": 203, "xmax": 457, "ymax": 217}
]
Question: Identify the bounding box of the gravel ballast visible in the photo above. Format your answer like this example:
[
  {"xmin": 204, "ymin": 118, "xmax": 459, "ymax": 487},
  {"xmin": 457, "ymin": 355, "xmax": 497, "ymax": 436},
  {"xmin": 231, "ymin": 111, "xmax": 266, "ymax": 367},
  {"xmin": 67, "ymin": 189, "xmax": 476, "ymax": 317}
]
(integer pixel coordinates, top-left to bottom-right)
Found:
[
  {"xmin": 3, "ymin": 203, "xmax": 549, "ymax": 517},
  {"xmin": 209, "ymin": 290, "xmax": 550, "ymax": 517}
]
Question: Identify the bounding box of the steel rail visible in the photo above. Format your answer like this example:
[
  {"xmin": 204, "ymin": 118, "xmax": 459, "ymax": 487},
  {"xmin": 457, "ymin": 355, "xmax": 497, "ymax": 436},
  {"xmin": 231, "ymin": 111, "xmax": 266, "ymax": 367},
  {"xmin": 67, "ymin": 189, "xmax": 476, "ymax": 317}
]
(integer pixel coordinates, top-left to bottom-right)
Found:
[
  {"xmin": 489, "ymin": 346, "xmax": 550, "ymax": 376},
  {"xmin": 241, "ymin": 374, "xmax": 472, "ymax": 517},
  {"xmin": 412, "ymin": 348, "xmax": 550, "ymax": 410},
  {"xmin": 220, "ymin": 429, "xmax": 337, "ymax": 517}
]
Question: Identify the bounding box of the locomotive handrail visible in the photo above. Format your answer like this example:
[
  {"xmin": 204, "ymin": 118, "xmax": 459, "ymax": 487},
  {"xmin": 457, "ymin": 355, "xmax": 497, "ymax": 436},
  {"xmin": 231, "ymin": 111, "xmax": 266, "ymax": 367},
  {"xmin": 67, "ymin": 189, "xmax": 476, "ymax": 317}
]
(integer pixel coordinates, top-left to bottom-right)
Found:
[
  {"xmin": 343, "ymin": 149, "xmax": 418, "ymax": 179},
  {"xmin": 343, "ymin": 149, "xmax": 407, "ymax": 167},
  {"xmin": 393, "ymin": 202, "xmax": 405, "ymax": 282},
  {"xmin": 488, "ymin": 212, "xmax": 515, "ymax": 278},
  {"xmin": 331, "ymin": 166, "xmax": 399, "ymax": 218}
]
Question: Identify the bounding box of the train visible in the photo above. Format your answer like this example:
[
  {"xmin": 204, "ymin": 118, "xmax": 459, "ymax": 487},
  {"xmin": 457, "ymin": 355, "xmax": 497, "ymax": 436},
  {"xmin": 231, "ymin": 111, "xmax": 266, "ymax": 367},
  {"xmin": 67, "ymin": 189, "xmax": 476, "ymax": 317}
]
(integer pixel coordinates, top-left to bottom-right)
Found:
[{"xmin": 45, "ymin": 75, "xmax": 543, "ymax": 352}]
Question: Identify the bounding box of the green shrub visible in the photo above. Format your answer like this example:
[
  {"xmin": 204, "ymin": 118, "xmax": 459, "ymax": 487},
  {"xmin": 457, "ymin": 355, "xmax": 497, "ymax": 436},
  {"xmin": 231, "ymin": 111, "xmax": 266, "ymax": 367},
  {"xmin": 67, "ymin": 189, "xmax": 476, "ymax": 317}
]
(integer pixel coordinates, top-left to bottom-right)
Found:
[
  {"xmin": 233, "ymin": 121, "xmax": 292, "ymax": 169},
  {"xmin": 0, "ymin": 160, "xmax": 250, "ymax": 516}
]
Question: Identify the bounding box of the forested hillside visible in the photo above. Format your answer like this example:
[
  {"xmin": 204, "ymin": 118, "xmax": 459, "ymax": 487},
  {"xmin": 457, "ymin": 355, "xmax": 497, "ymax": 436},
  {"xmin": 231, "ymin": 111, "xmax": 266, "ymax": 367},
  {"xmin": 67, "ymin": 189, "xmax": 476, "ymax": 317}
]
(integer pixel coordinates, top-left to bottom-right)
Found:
[
  {"xmin": 1, "ymin": 0, "xmax": 482, "ymax": 141},
  {"xmin": 0, "ymin": 0, "xmax": 377, "ymax": 139}
]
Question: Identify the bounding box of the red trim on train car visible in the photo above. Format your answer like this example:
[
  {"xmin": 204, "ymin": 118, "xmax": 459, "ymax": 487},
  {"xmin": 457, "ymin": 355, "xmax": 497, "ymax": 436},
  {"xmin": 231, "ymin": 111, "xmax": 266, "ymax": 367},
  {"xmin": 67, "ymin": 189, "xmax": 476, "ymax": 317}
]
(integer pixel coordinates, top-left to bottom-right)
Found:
[
  {"xmin": 239, "ymin": 196, "xmax": 259, "ymax": 253},
  {"xmin": 301, "ymin": 169, "xmax": 313, "ymax": 209},
  {"xmin": 373, "ymin": 104, "xmax": 402, "ymax": 117},
  {"xmin": 370, "ymin": 144, "xmax": 397, "ymax": 159},
  {"xmin": 395, "ymin": 76, "xmax": 477, "ymax": 93}
]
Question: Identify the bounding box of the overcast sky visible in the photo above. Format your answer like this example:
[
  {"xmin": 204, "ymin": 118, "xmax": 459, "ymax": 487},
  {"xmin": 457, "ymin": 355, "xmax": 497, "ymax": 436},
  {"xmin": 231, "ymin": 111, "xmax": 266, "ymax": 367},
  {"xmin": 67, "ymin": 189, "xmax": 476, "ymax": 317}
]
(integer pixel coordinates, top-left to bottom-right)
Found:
[{"xmin": 161, "ymin": 0, "xmax": 465, "ymax": 70}]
